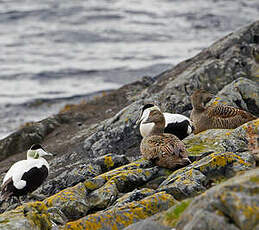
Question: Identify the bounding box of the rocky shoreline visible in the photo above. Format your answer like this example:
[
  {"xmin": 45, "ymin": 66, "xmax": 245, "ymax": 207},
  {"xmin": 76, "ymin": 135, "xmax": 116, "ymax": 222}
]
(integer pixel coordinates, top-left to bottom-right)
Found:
[{"xmin": 0, "ymin": 21, "xmax": 258, "ymax": 230}]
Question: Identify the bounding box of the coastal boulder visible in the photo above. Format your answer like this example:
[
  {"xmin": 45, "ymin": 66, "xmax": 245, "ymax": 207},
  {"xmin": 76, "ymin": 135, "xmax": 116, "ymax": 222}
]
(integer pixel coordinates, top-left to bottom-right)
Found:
[
  {"xmin": 176, "ymin": 168, "xmax": 259, "ymax": 230},
  {"xmin": 184, "ymin": 118, "xmax": 259, "ymax": 155},
  {"xmin": 158, "ymin": 151, "xmax": 255, "ymax": 200}
]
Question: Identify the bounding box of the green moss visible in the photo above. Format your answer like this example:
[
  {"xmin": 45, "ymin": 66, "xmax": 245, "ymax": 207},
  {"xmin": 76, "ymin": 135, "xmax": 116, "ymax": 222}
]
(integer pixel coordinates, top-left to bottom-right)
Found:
[
  {"xmin": 254, "ymin": 54, "xmax": 259, "ymax": 63},
  {"xmin": 250, "ymin": 176, "xmax": 259, "ymax": 183},
  {"xmin": 164, "ymin": 199, "xmax": 192, "ymax": 227},
  {"xmin": 0, "ymin": 218, "xmax": 9, "ymax": 224},
  {"xmin": 172, "ymin": 200, "xmax": 191, "ymax": 217},
  {"xmin": 187, "ymin": 144, "xmax": 207, "ymax": 155},
  {"xmin": 184, "ymin": 135, "xmax": 220, "ymax": 156}
]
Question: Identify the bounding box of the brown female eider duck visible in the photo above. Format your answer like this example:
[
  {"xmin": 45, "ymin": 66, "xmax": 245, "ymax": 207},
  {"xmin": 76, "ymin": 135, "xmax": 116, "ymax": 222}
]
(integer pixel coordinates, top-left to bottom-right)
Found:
[
  {"xmin": 190, "ymin": 89, "xmax": 257, "ymax": 134},
  {"xmin": 137, "ymin": 107, "xmax": 191, "ymax": 169}
]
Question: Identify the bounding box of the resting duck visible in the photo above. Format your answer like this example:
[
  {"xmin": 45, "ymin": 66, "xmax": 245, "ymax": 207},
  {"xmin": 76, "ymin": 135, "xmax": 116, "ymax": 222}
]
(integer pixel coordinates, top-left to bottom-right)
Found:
[
  {"xmin": 138, "ymin": 104, "xmax": 194, "ymax": 140},
  {"xmin": 138, "ymin": 106, "xmax": 191, "ymax": 169},
  {"xmin": 1, "ymin": 144, "xmax": 52, "ymax": 202},
  {"xmin": 190, "ymin": 89, "xmax": 257, "ymax": 134}
]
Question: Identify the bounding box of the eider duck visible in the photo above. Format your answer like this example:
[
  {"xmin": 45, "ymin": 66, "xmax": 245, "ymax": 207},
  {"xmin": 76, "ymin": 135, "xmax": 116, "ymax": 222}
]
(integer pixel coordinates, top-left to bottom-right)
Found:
[
  {"xmin": 190, "ymin": 89, "xmax": 257, "ymax": 134},
  {"xmin": 138, "ymin": 106, "xmax": 191, "ymax": 169},
  {"xmin": 138, "ymin": 104, "xmax": 194, "ymax": 140},
  {"xmin": 1, "ymin": 144, "xmax": 52, "ymax": 202}
]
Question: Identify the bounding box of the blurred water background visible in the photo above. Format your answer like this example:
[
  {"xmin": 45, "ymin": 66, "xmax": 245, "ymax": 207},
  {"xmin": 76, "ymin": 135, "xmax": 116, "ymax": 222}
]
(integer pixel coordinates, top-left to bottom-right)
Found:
[{"xmin": 0, "ymin": 0, "xmax": 259, "ymax": 138}]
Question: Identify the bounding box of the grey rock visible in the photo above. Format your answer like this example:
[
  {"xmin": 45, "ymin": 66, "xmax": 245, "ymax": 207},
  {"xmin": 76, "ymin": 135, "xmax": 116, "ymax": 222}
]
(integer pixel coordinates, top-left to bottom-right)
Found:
[
  {"xmin": 39, "ymin": 153, "xmax": 129, "ymax": 196},
  {"xmin": 184, "ymin": 118, "xmax": 259, "ymax": 155},
  {"xmin": 114, "ymin": 188, "xmax": 156, "ymax": 208},
  {"xmin": 158, "ymin": 150, "xmax": 255, "ymax": 200},
  {"xmin": 61, "ymin": 192, "xmax": 176, "ymax": 230},
  {"xmin": 208, "ymin": 77, "xmax": 259, "ymax": 115},
  {"xmin": 0, "ymin": 115, "xmax": 63, "ymax": 160},
  {"xmin": 176, "ymin": 168, "xmax": 259, "ymax": 230},
  {"xmin": 83, "ymin": 101, "xmax": 143, "ymax": 159},
  {"xmin": 124, "ymin": 219, "xmax": 171, "ymax": 230}
]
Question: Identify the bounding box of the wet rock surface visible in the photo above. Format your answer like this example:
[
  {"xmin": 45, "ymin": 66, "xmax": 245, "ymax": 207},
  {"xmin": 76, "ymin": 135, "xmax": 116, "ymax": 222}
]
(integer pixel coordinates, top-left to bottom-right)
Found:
[{"xmin": 0, "ymin": 21, "xmax": 259, "ymax": 229}]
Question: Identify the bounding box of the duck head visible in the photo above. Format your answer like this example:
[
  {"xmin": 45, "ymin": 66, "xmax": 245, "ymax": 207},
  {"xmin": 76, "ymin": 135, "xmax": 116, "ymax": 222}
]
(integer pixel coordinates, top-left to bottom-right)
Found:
[
  {"xmin": 27, "ymin": 144, "xmax": 53, "ymax": 159},
  {"xmin": 141, "ymin": 108, "xmax": 165, "ymax": 135},
  {"xmin": 191, "ymin": 89, "xmax": 213, "ymax": 110},
  {"xmin": 136, "ymin": 104, "xmax": 160, "ymax": 125}
]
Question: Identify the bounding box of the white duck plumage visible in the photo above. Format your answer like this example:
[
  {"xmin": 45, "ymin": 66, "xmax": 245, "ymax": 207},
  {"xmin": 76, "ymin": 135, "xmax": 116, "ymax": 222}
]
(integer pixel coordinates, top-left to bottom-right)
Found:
[
  {"xmin": 1, "ymin": 144, "xmax": 52, "ymax": 201},
  {"xmin": 137, "ymin": 104, "xmax": 194, "ymax": 140}
]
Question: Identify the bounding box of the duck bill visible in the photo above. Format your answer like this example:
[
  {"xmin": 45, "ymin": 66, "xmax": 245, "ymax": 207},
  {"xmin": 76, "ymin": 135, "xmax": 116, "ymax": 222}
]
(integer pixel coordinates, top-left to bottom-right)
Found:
[{"xmin": 38, "ymin": 149, "xmax": 53, "ymax": 157}]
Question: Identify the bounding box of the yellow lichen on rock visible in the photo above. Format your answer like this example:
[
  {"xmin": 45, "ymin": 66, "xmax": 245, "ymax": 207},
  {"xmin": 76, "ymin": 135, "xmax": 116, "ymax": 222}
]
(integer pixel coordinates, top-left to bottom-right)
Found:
[
  {"xmin": 104, "ymin": 155, "xmax": 115, "ymax": 168},
  {"xmin": 195, "ymin": 152, "xmax": 252, "ymax": 174},
  {"xmin": 24, "ymin": 202, "xmax": 52, "ymax": 230},
  {"xmin": 0, "ymin": 201, "xmax": 52, "ymax": 230},
  {"xmin": 44, "ymin": 183, "xmax": 87, "ymax": 208},
  {"xmin": 61, "ymin": 192, "xmax": 176, "ymax": 230},
  {"xmin": 84, "ymin": 179, "xmax": 103, "ymax": 191}
]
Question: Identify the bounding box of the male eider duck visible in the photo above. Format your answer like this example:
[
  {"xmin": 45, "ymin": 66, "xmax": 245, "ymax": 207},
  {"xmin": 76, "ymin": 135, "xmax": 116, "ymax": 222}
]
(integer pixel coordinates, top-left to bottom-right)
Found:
[
  {"xmin": 138, "ymin": 106, "xmax": 191, "ymax": 169},
  {"xmin": 1, "ymin": 144, "xmax": 52, "ymax": 202},
  {"xmin": 190, "ymin": 89, "xmax": 257, "ymax": 134},
  {"xmin": 138, "ymin": 104, "xmax": 194, "ymax": 140}
]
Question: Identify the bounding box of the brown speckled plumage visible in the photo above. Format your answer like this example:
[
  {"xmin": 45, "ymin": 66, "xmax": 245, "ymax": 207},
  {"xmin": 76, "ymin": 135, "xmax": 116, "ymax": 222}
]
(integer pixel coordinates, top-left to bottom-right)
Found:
[
  {"xmin": 190, "ymin": 89, "xmax": 257, "ymax": 134},
  {"xmin": 140, "ymin": 109, "xmax": 190, "ymax": 169}
]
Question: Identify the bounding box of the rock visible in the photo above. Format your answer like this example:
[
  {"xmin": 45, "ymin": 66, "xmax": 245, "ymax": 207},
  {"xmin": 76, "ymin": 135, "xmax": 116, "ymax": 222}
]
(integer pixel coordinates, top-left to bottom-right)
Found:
[
  {"xmin": 154, "ymin": 199, "xmax": 193, "ymax": 228},
  {"xmin": 39, "ymin": 154, "xmax": 129, "ymax": 197},
  {"xmin": 83, "ymin": 100, "xmax": 143, "ymax": 159},
  {"xmin": 113, "ymin": 188, "xmax": 156, "ymax": 208},
  {"xmin": 61, "ymin": 192, "xmax": 176, "ymax": 230},
  {"xmin": 0, "ymin": 115, "xmax": 63, "ymax": 161},
  {"xmin": 92, "ymin": 153, "xmax": 130, "ymax": 172},
  {"xmin": 158, "ymin": 150, "xmax": 255, "ymax": 200},
  {"xmin": 176, "ymin": 168, "xmax": 259, "ymax": 230},
  {"xmin": 157, "ymin": 119, "xmax": 258, "ymax": 201},
  {"xmin": 124, "ymin": 219, "xmax": 172, "ymax": 230},
  {"xmin": 208, "ymin": 77, "xmax": 259, "ymax": 115},
  {"xmin": 184, "ymin": 118, "xmax": 259, "ymax": 155},
  {"xmin": 0, "ymin": 202, "xmax": 52, "ymax": 230},
  {"xmin": 0, "ymin": 151, "xmax": 256, "ymax": 229},
  {"xmin": 44, "ymin": 183, "xmax": 90, "ymax": 221},
  {"xmin": 0, "ymin": 159, "xmax": 161, "ymax": 229},
  {"xmin": 85, "ymin": 160, "xmax": 159, "ymax": 211}
]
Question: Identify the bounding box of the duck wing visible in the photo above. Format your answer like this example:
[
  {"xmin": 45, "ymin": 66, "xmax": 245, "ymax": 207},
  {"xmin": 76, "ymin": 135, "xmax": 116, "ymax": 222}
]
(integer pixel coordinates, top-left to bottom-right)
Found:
[
  {"xmin": 147, "ymin": 134, "xmax": 186, "ymax": 158},
  {"xmin": 208, "ymin": 105, "xmax": 255, "ymax": 119},
  {"xmin": 163, "ymin": 134, "xmax": 187, "ymax": 158}
]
